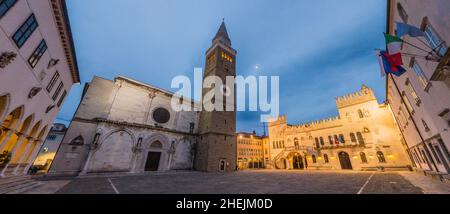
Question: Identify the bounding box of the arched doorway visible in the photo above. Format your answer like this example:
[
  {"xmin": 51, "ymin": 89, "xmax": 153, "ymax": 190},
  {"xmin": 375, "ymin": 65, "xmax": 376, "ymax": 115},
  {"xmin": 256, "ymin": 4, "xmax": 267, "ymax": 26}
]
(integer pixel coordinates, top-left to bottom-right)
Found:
[
  {"xmin": 292, "ymin": 154, "xmax": 304, "ymax": 170},
  {"xmin": 277, "ymin": 158, "xmax": 287, "ymax": 169},
  {"xmin": 338, "ymin": 152, "xmax": 353, "ymax": 170},
  {"xmin": 145, "ymin": 141, "xmax": 163, "ymax": 171}
]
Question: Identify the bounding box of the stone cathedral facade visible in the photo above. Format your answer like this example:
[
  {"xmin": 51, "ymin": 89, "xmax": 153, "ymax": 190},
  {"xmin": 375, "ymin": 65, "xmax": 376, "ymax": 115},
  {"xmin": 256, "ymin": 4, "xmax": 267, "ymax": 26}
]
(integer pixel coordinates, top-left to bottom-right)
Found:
[{"xmin": 49, "ymin": 22, "xmax": 237, "ymax": 176}]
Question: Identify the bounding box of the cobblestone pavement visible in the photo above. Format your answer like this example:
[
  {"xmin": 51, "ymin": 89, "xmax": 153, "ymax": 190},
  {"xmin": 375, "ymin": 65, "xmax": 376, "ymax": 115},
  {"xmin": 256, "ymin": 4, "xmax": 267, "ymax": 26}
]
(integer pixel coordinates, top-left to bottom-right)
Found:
[{"xmin": 53, "ymin": 170, "xmax": 425, "ymax": 194}]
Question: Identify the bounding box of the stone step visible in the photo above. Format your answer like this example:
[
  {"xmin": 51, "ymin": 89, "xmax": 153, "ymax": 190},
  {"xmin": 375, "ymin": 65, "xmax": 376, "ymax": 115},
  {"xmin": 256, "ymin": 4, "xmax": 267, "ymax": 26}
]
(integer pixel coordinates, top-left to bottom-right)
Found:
[
  {"xmin": 0, "ymin": 176, "xmax": 30, "ymax": 186},
  {"xmin": 0, "ymin": 179, "xmax": 41, "ymax": 194},
  {"xmin": 6, "ymin": 182, "xmax": 42, "ymax": 194}
]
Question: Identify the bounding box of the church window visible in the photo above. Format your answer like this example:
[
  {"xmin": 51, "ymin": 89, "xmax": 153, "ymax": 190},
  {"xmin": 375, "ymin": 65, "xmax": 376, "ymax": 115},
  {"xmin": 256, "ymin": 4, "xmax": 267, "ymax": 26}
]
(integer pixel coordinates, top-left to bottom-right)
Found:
[
  {"xmin": 152, "ymin": 107, "xmax": 170, "ymax": 124},
  {"xmin": 221, "ymin": 52, "xmax": 233, "ymax": 62},
  {"xmin": 360, "ymin": 152, "xmax": 368, "ymax": 163},
  {"xmin": 377, "ymin": 151, "xmax": 386, "ymax": 163}
]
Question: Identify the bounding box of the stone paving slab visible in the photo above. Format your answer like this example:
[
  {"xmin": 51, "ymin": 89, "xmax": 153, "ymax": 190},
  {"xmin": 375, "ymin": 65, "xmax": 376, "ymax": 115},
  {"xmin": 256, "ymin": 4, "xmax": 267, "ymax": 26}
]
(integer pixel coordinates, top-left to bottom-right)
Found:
[
  {"xmin": 398, "ymin": 172, "xmax": 450, "ymax": 194},
  {"xmin": 54, "ymin": 170, "xmax": 424, "ymax": 194}
]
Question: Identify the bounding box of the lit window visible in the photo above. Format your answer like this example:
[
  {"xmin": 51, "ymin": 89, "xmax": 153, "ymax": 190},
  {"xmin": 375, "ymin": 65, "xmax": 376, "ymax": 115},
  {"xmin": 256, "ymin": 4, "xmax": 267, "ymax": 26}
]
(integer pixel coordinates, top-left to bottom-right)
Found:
[
  {"xmin": 358, "ymin": 110, "xmax": 364, "ymax": 118},
  {"xmin": 28, "ymin": 40, "xmax": 47, "ymax": 68},
  {"xmin": 350, "ymin": 133, "xmax": 357, "ymax": 143},
  {"xmin": 377, "ymin": 151, "xmax": 386, "ymax": 163},
  {"xmin": 412, "ymin": 61, "xmax": 429, "ymax": 89},
  {"xmin": 324, "ymin": 154, "xmax": 329, "ymax": 163}
]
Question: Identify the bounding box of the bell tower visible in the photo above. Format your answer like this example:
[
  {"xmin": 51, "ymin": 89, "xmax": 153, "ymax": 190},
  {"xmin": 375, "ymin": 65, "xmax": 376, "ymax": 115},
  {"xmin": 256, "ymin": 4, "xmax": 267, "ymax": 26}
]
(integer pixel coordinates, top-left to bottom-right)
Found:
[{"xmin": 195, "ymin": 21, "xmax": 237, "ymax": 172}]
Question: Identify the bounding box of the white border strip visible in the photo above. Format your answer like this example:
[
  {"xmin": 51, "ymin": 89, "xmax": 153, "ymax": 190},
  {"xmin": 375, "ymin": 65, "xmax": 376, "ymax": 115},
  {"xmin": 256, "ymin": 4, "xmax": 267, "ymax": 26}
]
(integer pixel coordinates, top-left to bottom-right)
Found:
[
  {"xmin": 108, "ymin": 178, "xmax": 120, "ymax": 194},
  {"xmin": 357, "ymin": 173, "xmax": 375, "ymax": 194}
]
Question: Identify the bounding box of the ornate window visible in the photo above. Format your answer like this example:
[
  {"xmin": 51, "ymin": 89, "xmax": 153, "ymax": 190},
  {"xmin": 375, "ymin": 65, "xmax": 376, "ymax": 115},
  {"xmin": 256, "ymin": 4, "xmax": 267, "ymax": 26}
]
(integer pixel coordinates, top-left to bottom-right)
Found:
[
  {"xmin": 328, "ymin": 136, "xmax": 333, "ymax": 145},
  {"xmin": 360, "ymin": 152, "xmax": 368, "ymax": 163},
  {"xmin": 152, "ymin": 108, "xmax": 170, "ymax": 124},
  {"xmin": 377, "ymin": 151, "xmax": 386, "ymax": 163},
  {"xmin": 319, "ymin": 137, "xmax": 325, "ymax": 146}
]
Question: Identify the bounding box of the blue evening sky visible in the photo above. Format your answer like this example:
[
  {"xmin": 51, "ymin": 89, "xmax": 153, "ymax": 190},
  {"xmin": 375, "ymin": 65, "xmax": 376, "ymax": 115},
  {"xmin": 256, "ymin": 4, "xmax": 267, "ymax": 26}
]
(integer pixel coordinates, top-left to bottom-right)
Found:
[{"xmin": 57, "ymin": 0, "xmax": 388, "ymax": 135}]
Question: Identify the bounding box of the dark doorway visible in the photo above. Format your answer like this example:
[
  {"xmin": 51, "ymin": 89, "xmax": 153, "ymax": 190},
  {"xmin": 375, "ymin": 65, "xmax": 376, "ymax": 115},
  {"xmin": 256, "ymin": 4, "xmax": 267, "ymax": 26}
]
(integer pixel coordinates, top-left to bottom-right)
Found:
[
  {"xmin": 339, "ymin": 152, "xmax": 353, "ymax": 170},
  {"xmin": 145, "ymin": 152, "xmax": 161, "ymax": 171},
  {"xmin": 219, "ymin": 159, "xmax": 226, "ymax": 172},
  {"xmin": 293, "ymin": 155, "xmax": 304, "ymax": 169}
]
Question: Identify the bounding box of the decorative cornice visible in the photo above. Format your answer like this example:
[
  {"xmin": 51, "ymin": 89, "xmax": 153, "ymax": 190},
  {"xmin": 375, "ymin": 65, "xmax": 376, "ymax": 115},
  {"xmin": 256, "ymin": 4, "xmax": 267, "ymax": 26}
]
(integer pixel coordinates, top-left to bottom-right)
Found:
[
  {"xmin": 50, "ymin": 0, "xmax": 80, "ymax": 83},
  {"xmin": 72, "ymin": 117, "xmax": 199, "ymax": 137}
]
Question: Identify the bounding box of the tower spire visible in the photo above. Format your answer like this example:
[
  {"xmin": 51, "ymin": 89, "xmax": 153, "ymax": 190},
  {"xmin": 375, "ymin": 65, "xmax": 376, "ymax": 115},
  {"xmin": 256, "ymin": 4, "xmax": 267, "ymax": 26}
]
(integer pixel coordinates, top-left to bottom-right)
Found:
[{"xmin": 213, "ymin": 20, "xmax": 231, "ymax": 46}]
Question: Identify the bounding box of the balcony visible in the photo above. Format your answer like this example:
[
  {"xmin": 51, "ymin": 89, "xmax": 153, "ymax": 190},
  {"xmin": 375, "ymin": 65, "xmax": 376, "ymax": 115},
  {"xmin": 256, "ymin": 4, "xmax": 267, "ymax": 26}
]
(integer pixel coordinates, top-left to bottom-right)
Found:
[
  {"xmin": 430, "ymin": 49, "xmax": 450, "ymax": 81},
  {"xmin": 318, "ymin": 143, "xmax": 365, "ymax": 150}
]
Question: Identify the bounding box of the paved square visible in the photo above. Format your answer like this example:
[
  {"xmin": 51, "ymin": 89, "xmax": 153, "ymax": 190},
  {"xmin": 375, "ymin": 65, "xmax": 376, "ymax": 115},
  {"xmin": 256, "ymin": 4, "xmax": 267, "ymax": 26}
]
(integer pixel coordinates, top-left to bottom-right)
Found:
[{"xmin": 53, "ymin": 170, "xmax": 424, "ymax": 194}]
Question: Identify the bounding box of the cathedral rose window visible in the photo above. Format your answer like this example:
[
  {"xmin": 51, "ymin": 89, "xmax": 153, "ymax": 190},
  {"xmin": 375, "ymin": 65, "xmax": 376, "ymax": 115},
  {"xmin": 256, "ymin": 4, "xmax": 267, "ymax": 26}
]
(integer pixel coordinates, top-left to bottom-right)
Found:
[{"xmin": 153, "ymin": 108, "xmax": 170, "ymax": 124}]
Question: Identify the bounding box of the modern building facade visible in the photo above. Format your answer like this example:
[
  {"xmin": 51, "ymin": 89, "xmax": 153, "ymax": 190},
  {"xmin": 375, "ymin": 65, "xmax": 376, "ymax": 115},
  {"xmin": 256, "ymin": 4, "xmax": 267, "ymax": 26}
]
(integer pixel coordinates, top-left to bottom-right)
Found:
[
  {"xmin": 32, "ymin": 123, "xmax": 66, "ymax": 172},
  {"xmin": 0, "ymin": 0, "xmax": 79, "ymax": 177},
  {"xmin": 386, "ymin": 0, "xmax": 450, "ymax": 180},
  {"xmin": 236, "ymin": 132, "xmax": 268, "ymax": 170},
  {"xmin": 49, "ymin": 22, "xmax": 237, "ymax": 176},
  {"xmin": 268, "ymin": 85, "xmax": 411, "ymax": 171}
]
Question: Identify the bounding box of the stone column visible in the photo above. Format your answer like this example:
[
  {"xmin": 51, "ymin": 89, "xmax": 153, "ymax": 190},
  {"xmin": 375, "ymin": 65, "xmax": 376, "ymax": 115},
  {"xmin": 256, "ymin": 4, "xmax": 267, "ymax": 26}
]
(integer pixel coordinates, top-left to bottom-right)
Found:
[
  {"xmin": 12, "ymin": 139, "xmax": 34, "ymax": 175},
  {"xmin": 0, "ymin": 130, "xmax": 15, "ymax": 151},
  {"xmin": 22, "ymin": 141, "xmax": 43, "ymax": 175},
  {"xmin": 0, "ymin": 135, "xmax": 25, "ymax": 177},
  {"xmin": 79, "ymin": 148, "xmax": 94, "ymax": 175}
]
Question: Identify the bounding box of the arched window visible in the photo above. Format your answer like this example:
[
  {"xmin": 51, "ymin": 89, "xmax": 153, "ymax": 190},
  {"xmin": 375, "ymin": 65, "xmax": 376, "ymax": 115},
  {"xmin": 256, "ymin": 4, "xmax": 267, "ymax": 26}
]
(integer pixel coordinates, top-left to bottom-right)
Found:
[
  {"xmin": 272, "ymin": 142, "xmax": 276, "ymax": 149},
  {"xmin": 357, "ymin": 132, "xmax": 365, "ymax": 146},
  {"xmin": 397, "ymin": 3, "xmax": 408, "ymax": 23},
  {"xmin": 315, "ymin": 137, "xmax": 319, "ymax": 145},
  {"xmin": 339, "ymin": 134, "xmax": 345, "ymax": 144},
  {"xmin": 282, "ymin": 141, "xmax": 285, "ymax": 148},
  {"xmin": 358, "ymin": 110, "xmax": 364, "ymax": 118},
  {"xmin": 319, "ymin": 137, "xmax": 325, "ymax": 146},
  {"xmin": 350, "ymin": 133, "xmax": 357, "ymax": 143},
  {"xmin": 294, "ymin": 138, "xmax": 299, "ymax": 148},
  {"xmin": 312, "ymin": 155, "xmax": 317, "ymax": 163},
  {"xmin": 334, "ymin": 135, "xmax": 339, "ymax": 145},
  {"xmin": 377, "ymin": 151, "xmax": 386, "ymax": 163},
  {"xmin": 324, "ymin": 154, "xmax": 329, "ymax": 163},
  {"xmin": 360, "ymin": 152, "xmax": 368, "ymax": 163},
  {"xmin": 328, "ymin": 136, "xmax": 333, "ymax": 145}
]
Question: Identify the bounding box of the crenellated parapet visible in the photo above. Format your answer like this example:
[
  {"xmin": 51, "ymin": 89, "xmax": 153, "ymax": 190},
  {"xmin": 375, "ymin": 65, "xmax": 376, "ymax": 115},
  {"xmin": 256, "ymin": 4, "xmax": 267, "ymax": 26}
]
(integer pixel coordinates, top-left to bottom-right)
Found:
[
  {"xmin": 287, "ymin": 116, "xmax": 342, "ymax": 132},
  {"xmin": 336, "ymin": 84, "xmax": 377, "ymax": 109}
]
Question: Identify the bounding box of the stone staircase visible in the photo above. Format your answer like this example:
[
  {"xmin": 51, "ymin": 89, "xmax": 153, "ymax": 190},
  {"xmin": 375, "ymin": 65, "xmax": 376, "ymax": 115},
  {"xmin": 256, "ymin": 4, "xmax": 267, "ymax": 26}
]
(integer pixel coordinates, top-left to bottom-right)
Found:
[{"xmin": 0, "ymin": 176, "xmax": 42, "ymax": 194}]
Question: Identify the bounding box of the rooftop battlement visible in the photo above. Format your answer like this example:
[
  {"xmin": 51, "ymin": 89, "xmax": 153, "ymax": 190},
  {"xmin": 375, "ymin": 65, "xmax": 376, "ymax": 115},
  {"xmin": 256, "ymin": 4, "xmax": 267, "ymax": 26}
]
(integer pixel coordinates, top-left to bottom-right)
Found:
[
  {"xmin": 287, "ymin": 116, "xmax": 342, "ymax": 132},
  {"xmin": 336, "ymin": 84, "xmax": 377, "ymax": 108}
]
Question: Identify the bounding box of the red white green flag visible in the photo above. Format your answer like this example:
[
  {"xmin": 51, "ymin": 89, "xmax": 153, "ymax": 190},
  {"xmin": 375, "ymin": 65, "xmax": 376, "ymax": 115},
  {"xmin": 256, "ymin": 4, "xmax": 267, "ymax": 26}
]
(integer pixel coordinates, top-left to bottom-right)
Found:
[{"xmin": 384, "ymin": 33, "xmax": 404, "ymax": 66}]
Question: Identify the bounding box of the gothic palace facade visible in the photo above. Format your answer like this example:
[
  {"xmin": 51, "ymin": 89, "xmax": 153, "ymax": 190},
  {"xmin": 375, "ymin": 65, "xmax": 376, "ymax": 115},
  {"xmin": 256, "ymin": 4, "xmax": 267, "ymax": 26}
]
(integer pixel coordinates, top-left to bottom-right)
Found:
[{"xmin": 267, "ymin": 85, "xmax": 411, "ymax": 171}]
